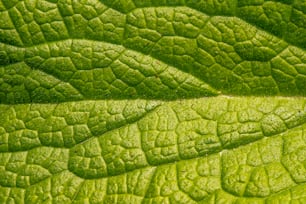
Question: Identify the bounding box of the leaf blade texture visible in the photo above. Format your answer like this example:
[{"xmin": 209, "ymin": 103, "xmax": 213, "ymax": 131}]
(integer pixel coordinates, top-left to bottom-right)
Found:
[{"xmin": 0, "ymin": 0, "xmax": 306, "ymax": 203}]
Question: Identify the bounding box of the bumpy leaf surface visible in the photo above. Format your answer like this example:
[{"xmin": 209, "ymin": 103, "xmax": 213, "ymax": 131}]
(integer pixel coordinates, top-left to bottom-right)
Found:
[{"xmin": 0, "ymin": 0, "xmax": 306, "ymax": 203}]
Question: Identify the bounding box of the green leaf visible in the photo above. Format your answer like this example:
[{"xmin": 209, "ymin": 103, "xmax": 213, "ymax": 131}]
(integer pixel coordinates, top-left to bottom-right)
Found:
[{"xmin": 0, "ymin": 0, "xmax": 306, "ymax": 203}]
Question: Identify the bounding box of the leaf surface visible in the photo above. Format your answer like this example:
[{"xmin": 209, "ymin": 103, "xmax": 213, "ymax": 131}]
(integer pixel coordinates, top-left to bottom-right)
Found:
[{"xmin": 0, "ymin": 0, "xmax": 306, "ymax": 203}]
